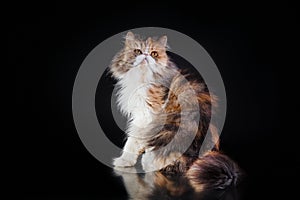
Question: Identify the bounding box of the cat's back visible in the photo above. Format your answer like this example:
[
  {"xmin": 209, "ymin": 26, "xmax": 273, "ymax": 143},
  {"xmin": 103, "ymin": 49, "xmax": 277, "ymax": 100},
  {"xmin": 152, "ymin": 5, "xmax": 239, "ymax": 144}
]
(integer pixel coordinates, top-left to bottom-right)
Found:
[{"xmin": 164, "ymin": 70, "xmax": 210, "ymax": 115}]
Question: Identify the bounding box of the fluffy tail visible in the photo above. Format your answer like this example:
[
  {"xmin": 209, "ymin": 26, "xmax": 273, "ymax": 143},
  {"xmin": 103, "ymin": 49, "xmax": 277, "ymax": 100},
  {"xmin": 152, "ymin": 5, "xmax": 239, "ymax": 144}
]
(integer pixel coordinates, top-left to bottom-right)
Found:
[{"xmin": 186, "ymin": 151, "xmax": 241, "ymax": 190}]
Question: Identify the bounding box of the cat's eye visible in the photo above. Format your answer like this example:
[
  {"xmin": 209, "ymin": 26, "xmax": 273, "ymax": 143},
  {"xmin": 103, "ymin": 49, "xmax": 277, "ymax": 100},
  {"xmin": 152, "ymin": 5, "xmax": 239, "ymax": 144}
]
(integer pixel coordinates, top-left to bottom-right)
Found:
[
  {"xmin": 134, "ymin": 49, "xmax": 142, "ymax": 55},
  {"xmin": 150, "ymin": 51, "xmax": 159, "ymax": 58}
]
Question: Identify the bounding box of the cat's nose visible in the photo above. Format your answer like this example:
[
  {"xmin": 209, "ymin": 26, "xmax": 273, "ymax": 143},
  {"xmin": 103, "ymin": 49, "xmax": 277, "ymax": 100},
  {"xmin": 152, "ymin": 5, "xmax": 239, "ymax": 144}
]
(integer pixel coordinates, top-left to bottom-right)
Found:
[{"xmin": 144, "ymin": 53, "xmax": 149, "ymax": 56}]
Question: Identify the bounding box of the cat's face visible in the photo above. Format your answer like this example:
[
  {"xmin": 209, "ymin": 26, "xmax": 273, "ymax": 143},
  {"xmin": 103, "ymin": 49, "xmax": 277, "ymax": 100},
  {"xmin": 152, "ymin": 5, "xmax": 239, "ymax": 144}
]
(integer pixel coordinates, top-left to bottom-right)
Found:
[
  {"xmin": 110, "ymin": 32, "xmax": 170, "ymax": 79},
  {"xmin": 124, "ymin": 32, "xmax": 169, "ymax": 67}
]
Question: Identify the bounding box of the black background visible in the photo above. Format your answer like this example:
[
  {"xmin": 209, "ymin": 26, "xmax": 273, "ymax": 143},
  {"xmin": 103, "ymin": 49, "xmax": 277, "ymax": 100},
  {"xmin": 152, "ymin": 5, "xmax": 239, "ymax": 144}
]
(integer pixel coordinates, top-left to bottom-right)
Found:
[{"xmin": 12, "ymin": 1, "xmax": 297, "ymax": 199}]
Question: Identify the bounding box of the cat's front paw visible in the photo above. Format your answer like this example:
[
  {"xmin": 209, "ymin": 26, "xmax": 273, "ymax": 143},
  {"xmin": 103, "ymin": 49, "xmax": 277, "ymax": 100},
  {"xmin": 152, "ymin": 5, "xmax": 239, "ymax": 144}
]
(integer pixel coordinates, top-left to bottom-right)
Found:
[
  {"xmin": 113, "ymin": 166, "xmax": 138, "ymax": 176},
  {"xmin": 141, "ymin": 152, "xmax": 157, "ymax": 172},
  {"xmin": 113, "ymin": 157, "xmax": 136, "ymax": 167}
]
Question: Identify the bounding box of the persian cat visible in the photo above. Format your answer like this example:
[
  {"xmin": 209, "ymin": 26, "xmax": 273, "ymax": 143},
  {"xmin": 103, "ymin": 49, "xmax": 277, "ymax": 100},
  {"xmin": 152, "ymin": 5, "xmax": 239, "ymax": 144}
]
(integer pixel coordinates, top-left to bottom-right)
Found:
[{"xmin": 109, "ymin": 31, "xmax": 240, "ymax": 189}]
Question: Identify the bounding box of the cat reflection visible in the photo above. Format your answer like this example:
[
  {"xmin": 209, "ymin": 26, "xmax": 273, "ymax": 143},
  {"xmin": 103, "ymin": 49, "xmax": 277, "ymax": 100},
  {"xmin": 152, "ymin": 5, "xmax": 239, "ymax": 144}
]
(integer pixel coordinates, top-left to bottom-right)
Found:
[{"xmin": 113, "ymin": 167, "xmax": 241, "ymax": 200}]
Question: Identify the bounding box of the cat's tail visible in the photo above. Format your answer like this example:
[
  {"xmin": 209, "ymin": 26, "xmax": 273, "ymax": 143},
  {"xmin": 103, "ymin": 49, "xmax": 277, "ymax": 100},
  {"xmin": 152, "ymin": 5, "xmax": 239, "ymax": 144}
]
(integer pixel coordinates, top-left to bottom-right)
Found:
[{"xmin": 186, "ymin": 151, "xmax": 241, "ymax": 190}]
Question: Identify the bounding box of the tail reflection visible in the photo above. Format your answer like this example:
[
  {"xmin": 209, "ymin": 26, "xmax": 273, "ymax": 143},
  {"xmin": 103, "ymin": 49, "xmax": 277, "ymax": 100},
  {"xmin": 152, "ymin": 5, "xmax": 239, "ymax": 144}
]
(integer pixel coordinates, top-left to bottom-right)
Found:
[{"xmin": 113, "ymin": 167, "xmax": 242, "ymax": 200}]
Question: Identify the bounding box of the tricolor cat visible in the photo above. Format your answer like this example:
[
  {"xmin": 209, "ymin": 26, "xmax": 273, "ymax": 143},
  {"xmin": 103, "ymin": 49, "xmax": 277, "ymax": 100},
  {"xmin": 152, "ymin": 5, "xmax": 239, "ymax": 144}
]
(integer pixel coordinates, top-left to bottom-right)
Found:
[{"xmin": 109, "ymin": 31, "xmax": 240, "ymax": 189}]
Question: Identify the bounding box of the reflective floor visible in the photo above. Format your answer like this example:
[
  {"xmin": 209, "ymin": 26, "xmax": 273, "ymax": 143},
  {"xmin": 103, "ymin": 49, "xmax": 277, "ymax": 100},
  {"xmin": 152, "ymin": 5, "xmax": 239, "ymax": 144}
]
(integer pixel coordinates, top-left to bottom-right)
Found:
[{"xmin": 112, "ymin": 167, "xmax": 244, "ymax": 200}]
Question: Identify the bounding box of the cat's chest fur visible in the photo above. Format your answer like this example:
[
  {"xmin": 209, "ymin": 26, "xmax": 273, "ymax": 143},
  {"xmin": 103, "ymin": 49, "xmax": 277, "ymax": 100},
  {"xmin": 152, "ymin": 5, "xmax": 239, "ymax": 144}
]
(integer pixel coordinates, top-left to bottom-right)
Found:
[{"xmin": 116, "ymin": 66, "xmax": 157, "ymax": 128}]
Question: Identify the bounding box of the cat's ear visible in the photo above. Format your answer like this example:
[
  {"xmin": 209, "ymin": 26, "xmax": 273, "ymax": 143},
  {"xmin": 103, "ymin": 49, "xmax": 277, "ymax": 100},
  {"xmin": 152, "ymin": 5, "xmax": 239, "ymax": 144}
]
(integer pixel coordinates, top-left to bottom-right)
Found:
[
  {"xmin": 125, "ymin": 31, "xmax": 135, "ymax": 45},
  {"xmin": 158, "ymin": 35, "xmax": 168, "ymax": 47}
]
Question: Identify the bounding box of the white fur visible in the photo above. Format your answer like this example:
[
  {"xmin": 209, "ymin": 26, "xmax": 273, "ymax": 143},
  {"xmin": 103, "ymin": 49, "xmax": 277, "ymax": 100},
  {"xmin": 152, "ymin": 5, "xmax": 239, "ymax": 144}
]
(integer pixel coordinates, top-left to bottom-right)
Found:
[
  {"xmin": 134, "ymin": 54, "xmax": 156, "ymax": 67},
  {"xmin": 113, "ymin": 136, "xmax": 143, "ymax": 166},
  {"xmin": 117, "ymin": 57, "xmax": 157, "ymax": 129},
  {"xmin": 113, "ymin": 51, "xmax": 177, "ymax": 168},
  {"xmin": 113, "ymin": 53, "xmax": 161, "ymax": 167},
  {"xmin": 133, "ymin": 54, "xmax": 146, "ymax": 67}
]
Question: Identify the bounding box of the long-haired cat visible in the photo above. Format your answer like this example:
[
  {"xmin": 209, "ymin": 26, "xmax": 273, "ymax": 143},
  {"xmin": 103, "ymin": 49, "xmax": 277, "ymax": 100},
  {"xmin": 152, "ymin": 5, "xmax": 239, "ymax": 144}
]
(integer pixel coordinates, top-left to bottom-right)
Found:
[{"xmin": 109, "ymin": 31, "xmax": 240, "ymax": 189}]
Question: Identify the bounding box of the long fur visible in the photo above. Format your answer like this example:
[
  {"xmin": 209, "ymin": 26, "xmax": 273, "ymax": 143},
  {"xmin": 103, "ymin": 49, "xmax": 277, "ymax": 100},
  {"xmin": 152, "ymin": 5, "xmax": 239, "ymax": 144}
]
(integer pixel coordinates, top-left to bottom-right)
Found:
[
  {"xmin": 109, "ymin": 31, "xmax": 240, "ymax": 189},
  {"xmin": 187, "ymin": 151, "xmax": 241, "ymax": 190}
]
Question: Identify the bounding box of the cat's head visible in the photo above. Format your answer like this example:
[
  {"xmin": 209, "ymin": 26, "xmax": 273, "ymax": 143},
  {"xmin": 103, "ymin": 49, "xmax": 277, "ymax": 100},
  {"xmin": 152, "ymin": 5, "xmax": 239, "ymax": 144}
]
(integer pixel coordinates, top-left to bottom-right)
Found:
[{"xmin": 110, "ymin": 32, "xmax": 172, "ymax": 79}]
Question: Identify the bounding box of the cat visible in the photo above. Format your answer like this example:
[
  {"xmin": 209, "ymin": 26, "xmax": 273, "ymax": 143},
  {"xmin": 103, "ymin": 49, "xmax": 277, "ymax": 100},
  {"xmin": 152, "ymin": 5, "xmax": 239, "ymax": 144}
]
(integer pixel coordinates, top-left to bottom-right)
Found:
[{"xmin": 109, "ymin": 31, "xmax": 241, "ymax": 190}]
